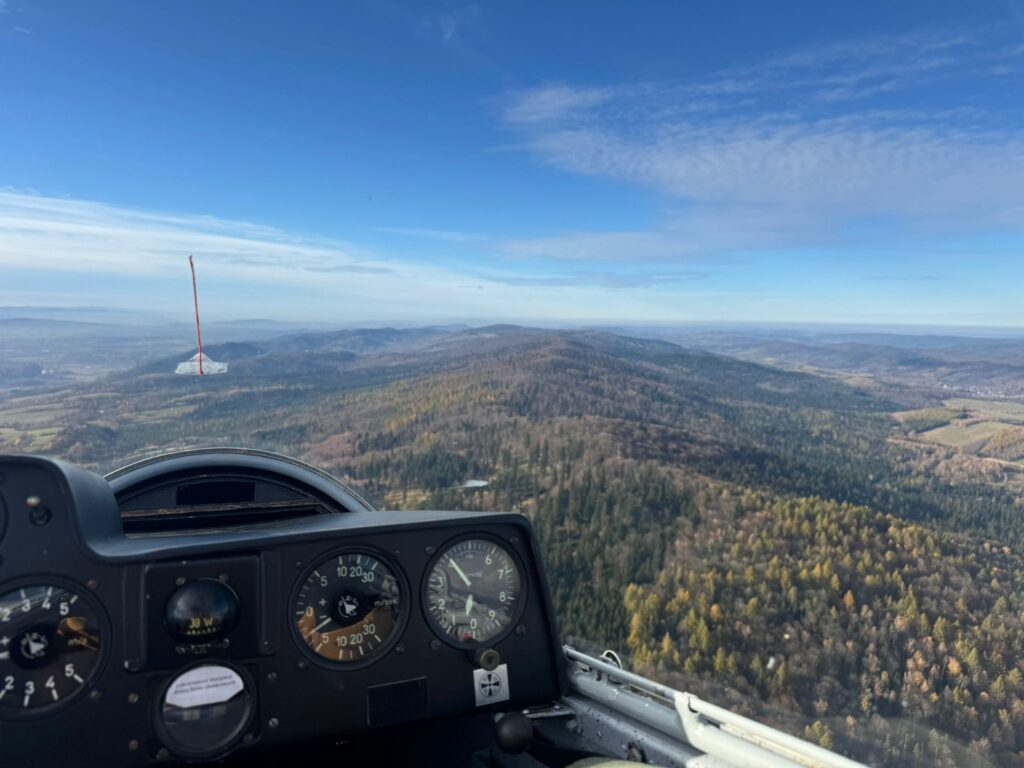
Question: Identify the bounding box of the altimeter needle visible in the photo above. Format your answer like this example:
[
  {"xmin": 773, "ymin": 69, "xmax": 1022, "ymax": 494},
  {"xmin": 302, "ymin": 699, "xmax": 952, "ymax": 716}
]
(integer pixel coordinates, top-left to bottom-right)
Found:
[{"xmin": 449, "ymin": 558, "xmax": 472, "ymax": 587}]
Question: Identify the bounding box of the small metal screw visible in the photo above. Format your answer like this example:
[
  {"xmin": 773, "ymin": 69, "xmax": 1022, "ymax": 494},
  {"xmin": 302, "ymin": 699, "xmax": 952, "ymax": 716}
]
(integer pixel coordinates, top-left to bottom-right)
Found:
[
  {"xmin": 267, "ymin": 672, "xmax": 278, "ymax": 683},
  {"xmin": 175, "ymin": 645, "xmax": 186, "ymax": 655},
  {"xmin": 128, "ymin": 739, "xmax": 139, "ymax": 752},
  {"xmin": 156, "ymin": 748, "xmax": 169, "ymax": 760},
  {"xmin": 297, "ymin": 659, "xmax": 308, "ymax": 670},
  {"xmin": 395, "ymin": 643, "xmax": 405, "ymax": 655},
  {"xmin": 87, "ymin": 578, "xmax": 98, "ymax": 590},
  {"xmin": 175, "ymin": 576, "xmax": 186, "ymax": 586},
  {"xmin": 29, "ymin": 504, "xmax": 51, "ymax": 526},
  {"xmin": 218, "ymin": 573, "xmax": 229, "ymax": 582},
  {"xmin": 425, "ymin": 546, "xmax": 435, "ymax": 555},
  {"xmin": 243, "ymin": 733, "xmax": 255, "ymax": 745},
  {"xmin": 295, "ymin": 560, "xmax": 303, "ymax": 569},
  {"xmin": 125, "ymin": 659, "xmax": 142, "ymax": 672},
  {"xmin": 430, "ymin": 639, "xmax": 442, "ymax": 651},
  {"xmin": 262, "ymin": 641, "xmax": 272, "ymax": 653},
  {"xmin": 89, "ymin": 690, "xmax": 102, "ymax": 702},
  {"xmin": 515, "ymin": 625, "xmax": 527, "ymax": 636},
  {"xmin": 510, "ymin": 536, "xmax": 519, "ymax": 544},
  {"xmin": 128, "ymin": 692, "xmax": 139, "ymax": 704},
  {"xmin": 268, "ymin": 717, "xmax": 280, "ymax": 729}
]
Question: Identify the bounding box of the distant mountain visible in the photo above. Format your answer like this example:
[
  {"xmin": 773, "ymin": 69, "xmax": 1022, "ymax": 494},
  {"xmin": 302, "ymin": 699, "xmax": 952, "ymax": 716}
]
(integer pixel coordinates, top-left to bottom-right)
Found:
[{"xmin": 649, "ymin": 329, "xmax": 1024, "ymax": 400}]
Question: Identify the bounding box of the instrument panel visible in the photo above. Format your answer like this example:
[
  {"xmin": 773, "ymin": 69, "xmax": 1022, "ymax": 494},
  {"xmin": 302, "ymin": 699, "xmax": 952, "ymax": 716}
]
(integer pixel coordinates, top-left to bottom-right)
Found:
[{"xmin": 0, "ymin": 451, "xmax": 564, "ymax": 768}]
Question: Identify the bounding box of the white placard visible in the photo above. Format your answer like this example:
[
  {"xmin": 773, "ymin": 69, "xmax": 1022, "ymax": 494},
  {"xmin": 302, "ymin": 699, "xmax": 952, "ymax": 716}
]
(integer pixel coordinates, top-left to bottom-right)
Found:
[
  {"xmin": 165, "ymin": 665, "xmax": 244, "ymax": 709},
  {"xmin": 473, "ymin": 663, "xmax": 510, "ymax": 706}
]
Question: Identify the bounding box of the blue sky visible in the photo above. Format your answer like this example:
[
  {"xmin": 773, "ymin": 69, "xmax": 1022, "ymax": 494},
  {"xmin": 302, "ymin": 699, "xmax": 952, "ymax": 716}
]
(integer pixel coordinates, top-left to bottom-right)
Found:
[{"xmin": 1, "ymin": 1, "xmax": 1023, "ymax": 326}]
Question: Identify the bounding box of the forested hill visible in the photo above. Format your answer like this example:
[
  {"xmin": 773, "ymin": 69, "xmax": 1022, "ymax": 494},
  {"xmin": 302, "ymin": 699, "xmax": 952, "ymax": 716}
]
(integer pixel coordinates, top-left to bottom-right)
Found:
[{"xmin": 2, "ymin": 325, "xmax": 1024, "ymax": 765}]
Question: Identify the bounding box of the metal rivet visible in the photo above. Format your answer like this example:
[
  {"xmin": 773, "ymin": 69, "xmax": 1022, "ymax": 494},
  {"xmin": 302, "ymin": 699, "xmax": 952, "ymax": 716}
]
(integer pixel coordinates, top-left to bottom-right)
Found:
[
  {"xmin": 268, "ymin": 717, "xmax": 280, "ymax": 729},
  {"xmin": 515, "ymin": 625, "xmax": 527, "ymax": 636},
  {"xmin": 127, "ymin": 692, "xmax": 139, "ymax": 704},
  {"xmin": 295, "ymin": 560, "xmax": 303, "ymax": 569},
  {"xmin": 267, "ymin": 672, "xmax": 278, "ymax": 683},
  {"xmin": 425, "ymin": 546, "xmax": 435, "ymax": 555},
  {"xmin": 128, "ymin": 740, "xmax": 139, "ymax": 751},
  {"xmin": 175, "ymin": 576, "xmax": 187, "ymax": 586},
  {"xmin": 510, "ymin": 536, "xmax": 518, "ymax": 544},
  {"xmin": 395, "ymin": 644, "xmax": 405, "ymax": 655},
  {"xmin": 29, "ymin": 504, "xmax": 51, "ymax": 526},
  {"xmin": 218, "ymin": 573, "xmax": 229, "ymax": 582},
  {"xmin": 175, "ymin": 645, "xmax": 186, "ymax": 655},
  {"xmin": 297, "ymin": 659, "xmax": 308, "ymax": 670},
  {"xmin": 156, "ymin": 748, "xmax": 169, "ymax": 760},
  {"xmin": 89, "ymin": 690, "xmax": 102, "ymax": 702},
  {"xmin": 430, "ymin": 639, "xmax": 442, "ymax": 651},
  {"xmin": 86, "ymin": 578, "xmax": 98, "ymax": 590}
]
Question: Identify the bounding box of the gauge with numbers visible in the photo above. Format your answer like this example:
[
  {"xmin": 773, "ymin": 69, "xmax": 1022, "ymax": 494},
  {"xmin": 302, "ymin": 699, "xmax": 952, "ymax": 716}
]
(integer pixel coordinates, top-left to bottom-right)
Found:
[
  {"xmin": 0, "ymin": 581, "xmax": 104, "ymax": 717},
  {"xmin": 292, "ymin": 551, "xmax": 405, "ymax": 666},
  {"xmin": 424, "ymin": 537, "xmax": 524, "ymax": 646}
]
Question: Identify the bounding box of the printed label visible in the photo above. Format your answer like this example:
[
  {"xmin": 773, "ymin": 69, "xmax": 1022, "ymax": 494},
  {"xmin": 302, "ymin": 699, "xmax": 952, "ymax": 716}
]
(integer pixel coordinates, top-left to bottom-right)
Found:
[{"xmin": 165, "ymin": 665, "xmax": 244, "ymax": 709}]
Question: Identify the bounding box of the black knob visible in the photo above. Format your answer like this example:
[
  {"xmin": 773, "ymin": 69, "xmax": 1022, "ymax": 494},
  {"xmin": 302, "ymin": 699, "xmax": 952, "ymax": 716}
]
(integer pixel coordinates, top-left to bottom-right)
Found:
[
  {"xmin": 474, "ymin": 647, "xmax": 501, "ymax": 671},
  {"xmin": 165, "ymin": 579, "xmax": 240, "ymax": 641},
  {"xmin": 495, "ymin": 711, "xmax": 533, "ymax": 754}
]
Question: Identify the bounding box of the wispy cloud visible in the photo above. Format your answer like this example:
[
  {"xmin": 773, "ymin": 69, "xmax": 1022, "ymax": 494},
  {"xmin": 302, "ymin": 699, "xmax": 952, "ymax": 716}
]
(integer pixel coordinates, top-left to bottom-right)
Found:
[
  {"xmin": 486, "ymin": 269, "xmax": 707, "ymax": 289},
  {"xmin": 417, "ymin": 4, "xmax": 481, "ymax": 45},
  {"xmin": 495, "ymin": 27, "xmax": 1024, "ymax": 261},
  {"xmin": 372, "ymin": 225, "xmax": 484, "ymax": 244},
  {"xmin": 0, "ymin": 191, "xmax": 702, "ymax": 322}
]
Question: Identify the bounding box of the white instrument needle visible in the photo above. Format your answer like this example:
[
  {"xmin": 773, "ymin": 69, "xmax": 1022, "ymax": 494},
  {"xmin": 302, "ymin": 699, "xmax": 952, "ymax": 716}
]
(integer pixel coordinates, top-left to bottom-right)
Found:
[
  {"xmin": 450, "ymin": 558, "xmax": 472, "ymax": 587},
  {"xmin": 465, "ymin": 594, "xmax": 474, "ymax": 616},
  {"xmin": 305, "ymin": 617, "xmax": 332, "ymax": 637}
]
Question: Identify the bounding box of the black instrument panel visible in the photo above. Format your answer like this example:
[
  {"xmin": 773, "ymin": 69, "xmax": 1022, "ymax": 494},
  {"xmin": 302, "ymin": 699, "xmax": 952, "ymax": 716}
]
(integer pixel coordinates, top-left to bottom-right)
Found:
[{"xmin": 0, "ymin": 452, "xmax": 564, "ymax": 768}]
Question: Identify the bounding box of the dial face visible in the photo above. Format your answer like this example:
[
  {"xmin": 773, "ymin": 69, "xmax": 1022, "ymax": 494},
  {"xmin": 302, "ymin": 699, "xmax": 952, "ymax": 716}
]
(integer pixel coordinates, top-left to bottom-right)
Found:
[
  {"xmin": 425, "ymin": 538, "xmax": 523, "ymax": 645},
  {"xmin": 293, "ymin": 552, "xmax": 403, "ymax": 664},
  {"xmin": 0, "ymin": 583, "xmax": 103, "ymax": 715}
]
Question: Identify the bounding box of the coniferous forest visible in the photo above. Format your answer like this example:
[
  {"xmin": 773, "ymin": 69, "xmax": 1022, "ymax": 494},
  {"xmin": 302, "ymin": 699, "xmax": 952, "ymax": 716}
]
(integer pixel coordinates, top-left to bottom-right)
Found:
[{"xmin": 3, "ymin": 325, "xmax": 1024, "ymax": 766}]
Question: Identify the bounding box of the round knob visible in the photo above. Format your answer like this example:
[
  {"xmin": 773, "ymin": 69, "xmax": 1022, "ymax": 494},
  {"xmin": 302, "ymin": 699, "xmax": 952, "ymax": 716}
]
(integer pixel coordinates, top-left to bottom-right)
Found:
[
  {"xmin": 495, "ymin": 711, "xmax": 533, "ymax": 754},
  {"xmin": 165, "ymin": 579, "xmax": 240, "ymax": 641}
]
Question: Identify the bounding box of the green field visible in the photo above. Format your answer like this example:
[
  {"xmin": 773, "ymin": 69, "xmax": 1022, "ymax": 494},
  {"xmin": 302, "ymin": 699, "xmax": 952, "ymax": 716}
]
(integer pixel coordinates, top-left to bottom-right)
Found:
[
  {"xmin": 920, "ymin": 419, "xmax": 1013, "ymax": 452},
  {"xmin": 944, "ymin": 397, "xmax": 1024, "ymax": 422}
]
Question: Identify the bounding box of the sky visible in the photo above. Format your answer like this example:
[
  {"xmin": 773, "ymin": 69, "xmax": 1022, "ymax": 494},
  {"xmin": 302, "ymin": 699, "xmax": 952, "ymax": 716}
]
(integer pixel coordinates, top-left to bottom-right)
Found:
[{"xmin": 1, "ymin": 1, "xmax": 1023, "ymax": 327}]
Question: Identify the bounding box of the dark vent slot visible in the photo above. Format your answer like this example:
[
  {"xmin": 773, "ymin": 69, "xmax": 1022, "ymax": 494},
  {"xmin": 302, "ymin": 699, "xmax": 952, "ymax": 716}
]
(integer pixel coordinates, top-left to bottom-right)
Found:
[
  {"xmin": 176, "ymin": 480, "xmax": 256, "ymax": 506},
  {"xmin": 122, "ymin": 499, "xmax": 329, "ymax": 535}
]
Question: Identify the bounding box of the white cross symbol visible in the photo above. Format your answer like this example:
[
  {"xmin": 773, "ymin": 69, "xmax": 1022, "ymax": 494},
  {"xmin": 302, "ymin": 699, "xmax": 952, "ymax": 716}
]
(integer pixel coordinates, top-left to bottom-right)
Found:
[
  {"xmin": 479, "ymin": 672, "xmax": 501, "ymax": 698},
  {"xmin": 0, "ymin": 636, "xmax": 8, "ymax": 648},
  {"xmin": 319, "ymin": 598, "xmax": 327, "ymax": 607}
]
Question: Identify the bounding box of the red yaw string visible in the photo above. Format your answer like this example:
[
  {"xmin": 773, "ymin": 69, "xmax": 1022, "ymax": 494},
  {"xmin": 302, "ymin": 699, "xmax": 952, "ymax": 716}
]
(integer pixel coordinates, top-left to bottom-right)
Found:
[{"xmin": 189, "ymin": 255, "xmax": 204, "ymax": 376}]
